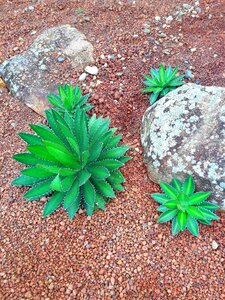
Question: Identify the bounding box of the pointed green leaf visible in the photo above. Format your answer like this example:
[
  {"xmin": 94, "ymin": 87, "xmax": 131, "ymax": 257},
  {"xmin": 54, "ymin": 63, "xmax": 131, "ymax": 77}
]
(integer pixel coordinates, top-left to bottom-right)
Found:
[
  {"xmin": 160, "ymin": 181, "xmax": 178, "ymax": 199},
  {"xmin": 67, "ymin": 194, "xmax": 81, "ymax": 220},
  {"xmin": 95, "ymin": 194, "xmax": 106, "ymax": 211},
  {"xmin": 100, "ymin": 146, "xmax": 129, "ymax": 160},
  {"xmin": 177, "ymin": 211, "xmax": 187, "ymax": 231},
  {"xmin": 78, "ymin": 169, "xmax": 91, "ymax": 186},
  {"xmin": 63, "ymin": 179, "xmax": 79, "ymax": 209},
  {"xmin": 92, "ymin": 179, "xmax": 115, "ymax": 198},
  {"xmin": 187, "ymin": 216, "xmax": 199, "ymax": 237},
  {"xmin": 30, "ymin": 124, "xmax": 62, "ymax": 145},
  {"xmin": 83, "ymin": 180, "xmax": 96, "ymax": 207},
  {"xmin": 158, "ymin": 209, "xmax": 178, "ymax": 223},
  {"xmin": 88, "ymin": 166, "xmax": 110, "ymax": 180},
  {"xmin": 24, "ymin": 179, "xmax": 53, "ymax": 201},
  {"xmin": 12, "ymin": 175, "xmax": 45, "ymax": 186},
  {"xmin": 51, "ymin": 175, "xmax": 61, "ymax": 191},
  {"xmin": 171, "ymin": 178, "xmax": 182, "ymax": 192},
  {"xmin": 13, "ymin": 153, "xmax": 42, "ymax": 166},
  {"xmin": 119, "ymin": 156, "xmax": 131, "ymax": 163},
  {"xmin": 183, "ymin": 175, "xmax": 195, "ymax": 196},
  {"xmin": 27, "ymin": 145, "xmax": 59, "ymax": 163},
  {"xmin": 150, "ymin": 92, "xmax": 159, "ymax": 105},
  {"xmin": 188, "ymin": 192, "xmax": 211, "ymax": 205},
  {"xmin": 199, "ymin": 202, "xmax": 219, "ymax": 211},
  {"xmin": 21, "ymin": 167, "xmax": 54, "ymax": 179},
  {"xmin": 46, "ymin": 146, "xmax": 78, "ymax": 168},
  {"xmin": 43, "ymin": 192, "xmax": 65, "ymax": 217},
  {"xmin": 198, "ymin": 219, "xmax": 212, "ymax": 225},
  {"xmin": 186, "ymin": 206, "xmax": 205, "ymax": 220},
  {"xmin": 61, "ymin": 176, "xmax": 75, "ymax": 192},
  {"xmin": 197, "ymin": 208, "xmax": 219, "ymax": 221},
  {"xmin": 91, "ymin": 159, "xmax": 124, "ymax": 170},
  {"xmin": 19, "ymin": 132, "xmax": 42, "ymax": 145},
  {"xmin": 164, "ymin": 200, "xmax": 178, "ymax": 209},
  {"xmin": 150, "ymin": 193, "xmax": 169, "ymax": 204},
  {"xmin": 172, "ymin": 216, "xmax": 181, "ymax": 236},
  {"xmin": 84, "ymin": 201, "xmax": 94, "ymax": 216},
  {"xmin": 105, "ymin": 135, "xmax": 122, "ymax": 149},
  {"xmin": 157, "ymin": 205, "xmax": 169, "ymax": 213}
]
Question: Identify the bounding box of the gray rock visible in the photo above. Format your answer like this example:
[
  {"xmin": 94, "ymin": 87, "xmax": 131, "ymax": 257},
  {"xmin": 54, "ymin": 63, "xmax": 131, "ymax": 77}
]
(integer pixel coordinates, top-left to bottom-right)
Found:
[
  {"xmin": 0, "ymin": 25, "xmax": 94, "ymax": 115},
  {"xmin": 185, "ymin": 69, "xmax": 194, "ymax": 79},
  {"xmin": 141, "ymin": 83, "xmax": 225, "ymax": 210}
]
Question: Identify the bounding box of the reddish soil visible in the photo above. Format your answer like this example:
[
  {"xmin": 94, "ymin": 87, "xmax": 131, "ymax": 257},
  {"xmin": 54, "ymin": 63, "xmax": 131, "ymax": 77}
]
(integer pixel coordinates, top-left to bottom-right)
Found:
[{"xmin": 0, "ymin": 0, "xmax": 225, "ymax": 299}]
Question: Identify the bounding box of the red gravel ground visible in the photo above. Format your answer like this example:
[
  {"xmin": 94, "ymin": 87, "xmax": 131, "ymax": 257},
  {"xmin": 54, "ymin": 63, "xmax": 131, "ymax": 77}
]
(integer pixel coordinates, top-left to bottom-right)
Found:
[{"xmin": 0, "ymin": 0, "xmax": 225, "ymax": 299}]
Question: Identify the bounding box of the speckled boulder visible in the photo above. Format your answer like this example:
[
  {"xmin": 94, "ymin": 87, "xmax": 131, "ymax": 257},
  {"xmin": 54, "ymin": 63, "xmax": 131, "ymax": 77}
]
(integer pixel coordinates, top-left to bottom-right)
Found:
[
  {"xmin": 141, "ymin": 83, "xmax": 225, "ymax": 210},
  {"xmin": 0, "ymin": 25, "xmax": 94, "ymax": 116}
]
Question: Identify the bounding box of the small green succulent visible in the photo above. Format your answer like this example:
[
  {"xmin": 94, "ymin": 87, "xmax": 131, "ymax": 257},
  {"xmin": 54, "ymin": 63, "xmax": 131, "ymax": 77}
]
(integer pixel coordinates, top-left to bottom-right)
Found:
[
  {"xmin": 48, "ymin": 84, "xmax": 93, "ymax": 116},
  {"xmin": 12, "ymin": 108, "xmax": 130, "ymax": 219},
  {"xmin": 142, "ymin": 64, "xmax": 185, "ymax": 105},
  {"xmin": 150, "ymin": 176, "xmax": 219, "ymax": 236}
]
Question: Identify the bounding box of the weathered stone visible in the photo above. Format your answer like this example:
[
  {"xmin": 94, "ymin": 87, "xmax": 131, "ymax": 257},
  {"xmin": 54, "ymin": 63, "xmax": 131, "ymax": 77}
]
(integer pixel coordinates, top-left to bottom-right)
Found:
[
  {"xmin": 0, "ymin": 25, "xmax": 94, "ymax": 115},
  {"xmin": 141, "ymin": 83, "xmax": 225, "ymax": 210}
]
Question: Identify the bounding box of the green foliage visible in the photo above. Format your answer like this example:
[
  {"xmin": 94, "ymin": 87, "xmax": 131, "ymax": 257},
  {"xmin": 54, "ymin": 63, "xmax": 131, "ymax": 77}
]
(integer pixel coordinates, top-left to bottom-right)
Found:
[
  {"xmin": 142, "ymin": 64, "xmax": 185, "ymax": 105},
  {"xmin": 48, "ymin": 84, "xmax": 93, "ymax": 116},
  {"xmin": 12, "ymin": 108, "xmax": 131, "ymax": 219},
  {"xmin": 150, "ymin": 176, "xmax": 219, "ymax": 237}
]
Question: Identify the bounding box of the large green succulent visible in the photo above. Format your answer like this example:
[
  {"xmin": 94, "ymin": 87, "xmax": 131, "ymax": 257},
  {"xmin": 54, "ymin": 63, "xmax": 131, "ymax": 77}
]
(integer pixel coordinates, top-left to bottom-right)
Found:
[
  {"xmin": 151, "ymin": 176, "xmax": 219, "ymax": 236},
  {"xmin": 48, "ymin": 84, "xmax": 93, "ymax": 115},
  {"xmin": 12, "ymin": 108, "xmax": 130, "ymax": 219},
  {"xmin": 142, "ymin": 64, "xmax": 185, "ymax": 105}
]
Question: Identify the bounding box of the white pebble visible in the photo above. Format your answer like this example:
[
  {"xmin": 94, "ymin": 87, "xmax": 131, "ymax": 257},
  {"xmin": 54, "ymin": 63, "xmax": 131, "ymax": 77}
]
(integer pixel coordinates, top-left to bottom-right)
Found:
[
  {"xmin": 166, "ymin": 16, "xmax": 173, "ymax": 24},
  {"xmin": 155, "ymin": 16, "xmax": 161, "ymax": 22},
  {"xmin": 85, "ymin": 66, "xmax": 98, "ymax": 75},
  {"xmin": 79, "ymin": 72, "xmax": 87, "ymax": 81},
  {"xmin": 212, "ymin": 240, "xmax": 219, "ymax": 250}
]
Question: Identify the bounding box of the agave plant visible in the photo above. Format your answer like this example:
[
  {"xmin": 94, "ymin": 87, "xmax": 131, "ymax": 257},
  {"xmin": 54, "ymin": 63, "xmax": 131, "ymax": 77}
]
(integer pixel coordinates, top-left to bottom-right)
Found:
[
  {"xmin": 142, "ymin": 64, "xmax": 185, "ymax": 105},
  {"xmin": 150, "ymin": 176, "xmax": 219, "ymax": 236},
  {"xmin": 12, "ymin": 108, "xmax": 130, "ymax": 219},
  {"xmin": 48, "ymin": 84, "xmax": 93, "ymax": 115}
]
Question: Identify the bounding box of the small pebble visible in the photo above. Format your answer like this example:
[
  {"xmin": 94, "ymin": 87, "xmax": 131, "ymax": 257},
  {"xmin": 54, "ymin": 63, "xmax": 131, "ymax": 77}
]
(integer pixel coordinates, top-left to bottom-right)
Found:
[
  {"xmin": 195, "ymin": 79, "xmax": 201, "ymax": 85},
  {"xmin": 83, "ymin": 16, "xmax": 90, "ymax": 22},
  {"xmin": 185, "ymin": 70, "xmax": 194, "ymax": 79},
  {"xmin": 116, "ymin": 72, "xmax": 123, "ymax": 77},
  {"xmin": 133, "ymin": 34, "xmax": 139, "ymax": 38},
  {"xmin": 190, "ymin": 47, "xmax": 197, "ymax": 52},
  {"xmin": 166, "ymin": 16, "xmax": 173, "ymax": 24},
  {"xmin": 79, "ymin": 73, "xmax": 87, "ymax": 81},
  {"xmin": 155, "ymin": 16, "xmax": 161, "ymax": 22},
  {"xmin": 212, "ymin": 240, "xmax": 219, "ymax": 250},
  {"xmin": 40, "ymin": 64, "xmax": 47, "ymax": 71},
  {"xmin": 85, "ymin": 66, "xmax": 98, "ymax": 75},
  {"xmin": 143, "ymin": 28, "xmax": 150, "ymax": 34},
  {"xmin": 100, "ymin": 54, "xmax": 105, "ymax": 59},
  {"xmin": 57, "ymin": 57, "xmax": 65, "ymax": 63},
  {"xmin": 30, "ymin": 30, "xmax": 36, "ymax": 35}
]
